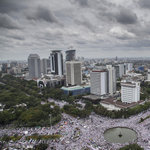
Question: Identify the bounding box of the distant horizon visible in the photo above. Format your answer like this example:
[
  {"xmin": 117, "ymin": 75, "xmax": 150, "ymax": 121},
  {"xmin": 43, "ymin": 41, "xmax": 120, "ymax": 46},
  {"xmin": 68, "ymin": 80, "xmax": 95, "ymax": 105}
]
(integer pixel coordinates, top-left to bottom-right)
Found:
[{"xmin": 0, "ymin": 56, "xmax": 150, "ymax": 62}]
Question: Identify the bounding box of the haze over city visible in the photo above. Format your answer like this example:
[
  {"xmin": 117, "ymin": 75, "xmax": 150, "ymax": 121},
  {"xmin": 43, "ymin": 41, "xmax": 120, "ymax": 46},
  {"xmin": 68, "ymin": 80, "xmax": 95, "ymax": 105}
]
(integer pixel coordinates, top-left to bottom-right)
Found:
[{"xmin": 0, "ymin": 0, "xmax": 150, "ymax": 60}]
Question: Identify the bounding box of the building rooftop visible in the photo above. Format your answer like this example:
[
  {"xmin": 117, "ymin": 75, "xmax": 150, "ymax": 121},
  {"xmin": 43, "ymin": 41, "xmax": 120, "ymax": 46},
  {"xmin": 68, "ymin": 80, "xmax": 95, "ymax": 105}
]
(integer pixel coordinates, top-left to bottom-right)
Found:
[
  {"xmin": 82, "ymin": 95, "xmax": 101, "ymax": 100},
  {"xmin": 100, "ymin": 98, "xmax": 144, "ymax": 109},
  {"xmin": 61, "ymin": 84, "xmax": 90, "ymax": 91},
  {"xmin": 51, "ymin": 50, "xmax": 62, "ymax": 53}
]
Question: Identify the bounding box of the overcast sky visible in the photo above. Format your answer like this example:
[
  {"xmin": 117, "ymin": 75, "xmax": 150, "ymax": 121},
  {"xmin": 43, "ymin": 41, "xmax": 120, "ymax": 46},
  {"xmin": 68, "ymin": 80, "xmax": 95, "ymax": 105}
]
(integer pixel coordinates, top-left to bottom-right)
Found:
[{"xmin": 0, "ymin": 0, "xmax": 150, "ymax": 60}]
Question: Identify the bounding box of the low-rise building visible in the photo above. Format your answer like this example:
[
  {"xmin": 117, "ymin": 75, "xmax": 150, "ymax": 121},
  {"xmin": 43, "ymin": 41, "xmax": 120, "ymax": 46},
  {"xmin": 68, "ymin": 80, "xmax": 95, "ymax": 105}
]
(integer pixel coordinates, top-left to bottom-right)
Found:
[
  {"xmin": 61, "ymin": 84, "xmax": 90, "ymax": 96},
  {"xmin": 100, "ymin": 98, "xmax": 144, "ymax": 111},
  {"xmin": 121, "ymin": 80, "xmax": 140, "ymax": 103}
]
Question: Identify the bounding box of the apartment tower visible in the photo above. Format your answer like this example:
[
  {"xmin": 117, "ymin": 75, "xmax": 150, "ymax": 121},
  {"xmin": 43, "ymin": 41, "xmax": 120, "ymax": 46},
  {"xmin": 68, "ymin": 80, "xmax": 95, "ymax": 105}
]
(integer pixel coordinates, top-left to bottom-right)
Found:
[
  {"xmin": 90, "ymin": 70, "xmax": 108, "ymax": 96},
  {"xmin": 50, "ymin": 50, "xmax": 63, "ymax": 77},
  {"xmin": 66, "ymin": 61, "xmax": 82, "ymax": 85},
  {"xmin": 28, "ymin": 54, "xmax": 41, "ymax": 78}
]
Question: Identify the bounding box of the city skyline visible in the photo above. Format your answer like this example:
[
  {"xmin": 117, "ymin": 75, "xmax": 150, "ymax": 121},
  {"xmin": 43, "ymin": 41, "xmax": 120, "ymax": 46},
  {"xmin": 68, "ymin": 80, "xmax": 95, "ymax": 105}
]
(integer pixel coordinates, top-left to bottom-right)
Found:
[{"xmin": 0, "ymin": 0, "xmax": 150, "ymax": 60}]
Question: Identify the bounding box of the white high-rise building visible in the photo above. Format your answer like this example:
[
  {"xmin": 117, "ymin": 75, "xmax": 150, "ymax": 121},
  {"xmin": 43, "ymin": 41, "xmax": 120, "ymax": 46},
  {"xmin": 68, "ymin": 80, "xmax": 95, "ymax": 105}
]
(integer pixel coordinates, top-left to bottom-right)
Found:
[
  {"xmin": 90, "ymin": 70, "xmax": 107, "ymax": 96},
  {"xmin": 119, "ymin": 64, "xmax": 125, "ymax": 78},
  {"xmin": 127, "ymin": 63, "xmax": 133, "ymax": 72},
  {"xmin": 41, "ymin": 58, "xmax": 50, "ymax": 74},
  {"xmin": 115, "ymin": 64, "xmax": 126, "ymax": 79},
  {"xmin": 28, "ymin": 54, "xmax": 41, "ymax": 78},
  {"xmin": 106, "ymin": 65, "xmax": 116, "ymax": 95},
  {"xmin": 50, "ymin": 50, "xmax": 63, "ymax": 77},
  {"xmin": 121, "ymin": 80, "xmax": 140, "ymax": 103},
  {"xmin": 147, "ymin": 69, "xmax": 150, "ymax": 80},
  {"xmin": 66, "ymin": 61, "xmax": 82, "ymax": 85}
]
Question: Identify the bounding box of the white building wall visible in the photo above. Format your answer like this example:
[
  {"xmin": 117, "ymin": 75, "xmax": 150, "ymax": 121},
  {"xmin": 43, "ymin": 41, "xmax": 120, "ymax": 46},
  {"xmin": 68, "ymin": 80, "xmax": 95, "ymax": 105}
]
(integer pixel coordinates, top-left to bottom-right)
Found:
[
  {"xmin": 90, "ymin": 71, "xmax": 107, "ymax": 96},
  {"xmin": 106, "ymin": 65, "xmax": 116, "ymax": 95},
  {"xmin": 101, "ymin": 72, "xmax": 106, "ymax": 95},
  {"xmin": 147, "ymin": 69, "xmax": 150, "ymax": 80},
  {"xmin": 119, "ymin": 64, "xmax": 124, "ymax": 78},
  {"xmin": 127, "ymin": 63, "xmax": 133, "ymax": 71},
  {"xmin": 121, "ymin": 80, "xmax": 140, "ymax": 103},
  {"xmin": 66, "ymin": 61, "xmax": 82, "ymax": 85},
  {"xmin": 90, "ymin": 72, "xmax": 101, "ymax": 95}
]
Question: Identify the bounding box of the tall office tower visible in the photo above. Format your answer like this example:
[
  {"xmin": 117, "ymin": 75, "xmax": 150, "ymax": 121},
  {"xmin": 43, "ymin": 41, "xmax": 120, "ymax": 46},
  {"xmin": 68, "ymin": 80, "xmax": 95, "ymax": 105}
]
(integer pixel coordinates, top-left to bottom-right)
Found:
[
  {"xmin": 124, "ymin": 63, "xmax": 126, "ymax": 74},
  {"xmin": 121, "ymin": 80, "xmax": 140, "ymax": 103},
  {"xmin": 106, "ymin": 65, "xmax": 116, "ymax": 95},
  {"xmin": 66, "ymin": 50, "xmax": 76, "ymax": 61},
  {"xmin": 2, "ymin": 63, "xmax": 8, "ymax": 72},
  {"xmin": 114, "ymin": 64, "xmax": 125, "ymax": 79},
  {"xmin": 41, "ymin": 58, "xmax": 50, "ymax": 74},
  {"xmin": 10, "ymin": 61, "xmax": 17, "ymax": 68},
  {"xmin": 126, "ymin": 63, "xmax": 133, "ymax": 72},
  {"xmin": 90, "ymin": 70, "xmax": 108, "ymax": 96},
  {"xmin": 50, "ymin": 50, "xmax": 63, "ymax": 77},
  {"xmin": 116, "ymin": 56, "xmax": 118, "ymax": 61},
  {"xmin": 147, "ymin": 69, "xmax": 150, "ymax": 80},
  {"xmin": 81, "ymin": 57, "xmax": 84, "ymax": 60},
  {"xmin": 66, "ymin": 61, "xmax": 82, "ymax": 85},
  {"xmin": 28, "ymin": 54, "xmax": 41, "ymax": 78}
]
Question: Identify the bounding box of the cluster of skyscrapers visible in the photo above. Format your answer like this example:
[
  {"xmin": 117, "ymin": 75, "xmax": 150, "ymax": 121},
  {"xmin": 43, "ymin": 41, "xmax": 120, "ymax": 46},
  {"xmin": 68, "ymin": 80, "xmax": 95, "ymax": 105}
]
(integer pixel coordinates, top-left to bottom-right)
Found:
[
  {"xmin": 28, "ymin": 49, "xmax": 82, "ymax": 86},
  {"xmin": 28, "ymin": 50, "xmax": 141, "ymax": 104}
]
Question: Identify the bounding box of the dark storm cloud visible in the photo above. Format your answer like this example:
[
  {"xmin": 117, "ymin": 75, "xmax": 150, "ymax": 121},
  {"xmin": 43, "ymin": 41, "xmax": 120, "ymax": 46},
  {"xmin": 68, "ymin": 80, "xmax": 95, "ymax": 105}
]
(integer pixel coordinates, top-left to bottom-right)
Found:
[
  {"xmin": 115, "ymin": 7, "xmax": 138, "ymax": 24},
  {"xmin": 77, "ymin": 0, "xmax": 89, "ymax": 7},
  {"xmin": 134, "ymin": 0, "xmax": 150, "ymax": 9},
  {"xmin": 0, "ymin": 0, "xmax": 27, "ymax": 13},
  {"xmin": 96, "ymin": 4, "xmax": 138, "ymax": 25},
  {"xmin": 128, "ymin": 22, "xmax": 150, "ymax": 37},
  {"xmin": 0, "ymin": 13, "xmax": 22, "ymax": 29},
  {"xmin": 26, "ymin": 5, "xmax": 63, "ymax": 26},
  {"xmin": 70, "ymin": 0, "xmax": 89, "ymax": 7}
]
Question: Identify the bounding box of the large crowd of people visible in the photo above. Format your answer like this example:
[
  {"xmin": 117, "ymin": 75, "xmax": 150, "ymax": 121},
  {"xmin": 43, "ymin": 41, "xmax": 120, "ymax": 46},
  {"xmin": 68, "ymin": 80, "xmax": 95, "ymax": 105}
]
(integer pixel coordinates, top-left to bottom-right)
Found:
[{"xmin": 0, "ymin": 100, "xmax": 150, "ymax": 150}]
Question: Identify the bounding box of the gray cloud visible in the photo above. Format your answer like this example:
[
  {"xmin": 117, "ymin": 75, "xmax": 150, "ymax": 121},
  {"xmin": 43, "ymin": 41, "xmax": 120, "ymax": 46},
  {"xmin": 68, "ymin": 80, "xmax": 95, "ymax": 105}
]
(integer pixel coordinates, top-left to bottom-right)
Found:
[
  {"xmin": 34, "ymin": 28, "xmax": 64, "ymax": 41},
  {"xmin": 0, "ymin": 0, "xmax": 150, "ymax": 60},
  {"xmin": 74, "ymin": 16, "xmax": 96, "ymax": 32},
  {"xmin": 125, "ymin": 39, "xmax": 150, "ymax": 48},
  {"xmin": 0, "ymin": 0, "xmax": 27, "ymax": 13},
  {"xmin": 26, "ymin": 5, "xmax": 63, "ymax": 26},
  {"xmin": 5, "ymin": 32, "xmax": 25, "ymax": 40},
  {"xmin": 110, "ymin": 27, "xmax": 136, "ymax": 40},
  {"xmin": 70, "ymin": 0, "xmax": 89, "ymax": 7},
  {"xmin": 134, "ymin": 0, "xmax": 150, "ymax": 9},
  {"xmin": 115, "ymin": 7, "xmax": 138, "ymax": 24},
  {"xmin": 0, "ymin": 13, "xmax": 22, "ymax": 29},
  {"xmin": 126, "ymin": 22, "xmax": 150, "ymax": 38}
]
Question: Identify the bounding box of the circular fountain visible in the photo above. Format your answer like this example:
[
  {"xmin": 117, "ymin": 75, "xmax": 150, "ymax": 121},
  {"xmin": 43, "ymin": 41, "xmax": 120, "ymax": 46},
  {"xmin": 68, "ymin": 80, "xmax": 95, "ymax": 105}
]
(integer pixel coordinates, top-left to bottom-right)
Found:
[{"xmin": 104, "ymin": 127, "xmax": 137, "ymax": 143}]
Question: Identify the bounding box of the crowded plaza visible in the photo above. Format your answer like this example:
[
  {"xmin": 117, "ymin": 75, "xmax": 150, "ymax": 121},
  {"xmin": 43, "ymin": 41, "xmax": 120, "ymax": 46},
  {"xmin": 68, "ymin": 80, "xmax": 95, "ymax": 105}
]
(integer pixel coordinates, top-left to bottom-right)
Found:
[{"xmin": 0, "ymin": 99, "xmax": 150, "ymax": 150}]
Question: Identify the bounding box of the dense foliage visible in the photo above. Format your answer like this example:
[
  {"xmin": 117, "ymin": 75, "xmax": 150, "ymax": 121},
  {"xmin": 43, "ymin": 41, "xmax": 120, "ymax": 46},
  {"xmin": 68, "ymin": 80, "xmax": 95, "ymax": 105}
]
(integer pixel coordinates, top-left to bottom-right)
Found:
[
  {"xmin": 26, "ymin": 134, "xmax": 61, "ymax": 140},
  {"xmin": 17, "ymin": 104, "xmax": 61, "ymax": 127},
  {"xmin": 139, "ymin": 115, "xmax": 150, "ymax": 123},
  {"xmin": 63, "ymin": 101, "xmax": 92, "ymax": 118},
  {"xmin": 119, "ymin": 143, "xmax": 144, "ymax": 150},
  {"xmin": 33, "ymin": 143, "xmax": 49, "ymax": 150},
  {"xmin": 0, "ymin": 75, "xmax": 62, "ymax": 126},
  {"xmin": 93, "ymin": 102, "xmax": 150, "ymax": 118},
  {"xmin": 1, "ymin": 134, "xmax": 22, "ymax": 142}
]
